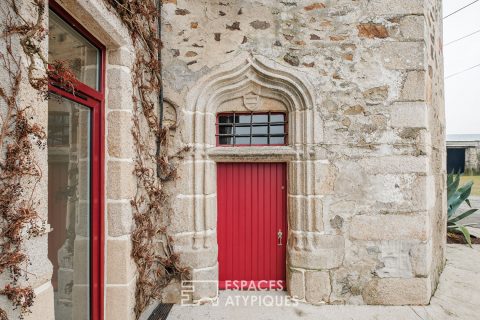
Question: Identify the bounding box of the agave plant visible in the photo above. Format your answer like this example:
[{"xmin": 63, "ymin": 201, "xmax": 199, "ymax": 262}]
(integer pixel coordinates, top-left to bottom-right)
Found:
[{"xmin": 447, "ymin": 172, "xmax": 479, "ymax": 246}]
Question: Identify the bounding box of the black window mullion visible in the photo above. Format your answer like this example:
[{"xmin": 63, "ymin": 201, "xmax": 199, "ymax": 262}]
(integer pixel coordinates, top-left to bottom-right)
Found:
[
  {"xmin": 250, "ymin": 112, "xmax": 253, "ymax": 145},
  {"xmin": 233, "ymin": 112, "xmax": 236, "ymax": 146},
  {"xmin": 267, "ymin": 112, "xmax": 271, "ymax": 145},
  {"xmin": 217, "ymin": 111, "xmax": 286, "ymax": 146}
]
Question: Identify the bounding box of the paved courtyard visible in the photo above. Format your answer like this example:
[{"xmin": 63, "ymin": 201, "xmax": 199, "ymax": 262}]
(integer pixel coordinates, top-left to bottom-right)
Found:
[
  {"xmin": 168, "ymin": 245, "xmax": 480, "ymax": 320},
  {"xmin": 461, "ymin": 195, "xmax": 480, "ymax": 227}
]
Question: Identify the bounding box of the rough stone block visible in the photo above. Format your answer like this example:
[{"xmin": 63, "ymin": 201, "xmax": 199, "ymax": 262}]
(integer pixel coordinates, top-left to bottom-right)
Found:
[
  {"xmin": 305, "ymin": 271, "xmax": 331, "ymax": 304},
  {"xmin": 107, "ymin": 111, "xmax": 134, "ymax": 158},
  {"xmin": 108, "ymin": 47, "xmax": 134, "ymax": 67},
  {"xmin": 106, "ymin": 281, "xmax": 136, "ymax": 320},
  {"xmin": 106, "ymin": 238, "xmax": 136, "ymax": 284},
  {"xmin": 174, "ymin": 239, "xmax": 218, "ymax": 269},
  {"xmin": 401, "ymin": 71, "xmax": 426, "ymax": 101},
  {"xmin": 349, "ymin": 215, "xmax": 428, "ymax": 241},
  {"xmin": 107, "ymin": 161, "xmax": 136, "ymax": 200},
  {"xmin": 289, "ymin": 234, "xmax": 345, "ymax": 269},
  {"xmin": 107, "ymin": 202, "xmax": 133, "ymax": 237},
  {"xmin": 391, "ymin": 102, "xmax": 428, "ymax": 128},
  {"xmin": 366, "ymin": 0, "xmax": 423, "ymax": 15},
  {"xmin": 107, "ymin": 67, "xmax": 133, "ymax": 110},
  {"xmin": 375, "ymin": 241, "xmax": 414, "ymax": 278},
  {"xmin": 362, "ymin": 278, "xmax": 431, "ymax": 305},
  {"xmin": 287, "ymin": 268, "xmax": 304, "ymax": 300},
  {"xmin": 399, "ymin": 16, "xmax": 425, "ymax": 40},
  {"xmin": 170, "ymin": 195, "xmax": 195, "ymax": 233},
  {"xmin": 357, "ymin": 156, "xmax": 429, "ymax": 174},
  {"xmin": 380, "ymin": 42, "xmax": 425, "ymax": 70},
  {"xmin": 191, "ymin": 264, "xmax": 218, "ymax": 302}
]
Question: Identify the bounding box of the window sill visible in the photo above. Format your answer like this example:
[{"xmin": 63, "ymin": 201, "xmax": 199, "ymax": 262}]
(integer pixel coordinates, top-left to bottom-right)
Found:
[{"xmin": 207, "ymin": 146, "xmax": 297, "ymax": 162}]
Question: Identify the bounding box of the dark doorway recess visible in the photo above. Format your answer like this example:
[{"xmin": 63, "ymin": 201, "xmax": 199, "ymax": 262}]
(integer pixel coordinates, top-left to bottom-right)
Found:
[{"xmin": 447, "ymin": 148, "xmax": 466, "ymax": 173}]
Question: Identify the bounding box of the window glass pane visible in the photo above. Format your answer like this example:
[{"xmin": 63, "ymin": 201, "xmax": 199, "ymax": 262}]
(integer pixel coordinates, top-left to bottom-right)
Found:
[
  {"xmin": 48, "ymin": 95, "xmax": 90, "ymax": 320},
  {"xmin": 235, "ymin": 126, "xmax": 250, "ymax": 135},
  {"xmin": 252, "ymin": 136, "xmax": 268, "ymax": 144},
  {"xmin": 216, "ymin": 112, "xmax": 287, "ymax": 146},
  {"xmin": 235, "ymin": 137, "xmax": 250, "ymax": 144},
  {"xmin": 48, "ymin": 112, "xmax": 70, "ymax": 146},
  {"xmin": 270, "ymin": 114, "xmax": 285, "ymax": 122},
  {"xmin": 270, "ymin": 125, "xmax": 285, "ymax": 135},
  {"xmin": 219, "ymin": 136, "xmax": 233, "ymax": 145},
  {"xmin": 49, "ymin": 10, "xmax": 100, "ymax": 90},
  {"xmin": 270, "ymin": 136, "xmax": 285, "ymax": 144},
  {"xmin": 252, "ymin": 126, "xmax": 268, "ymax": 134},
  {"xmin": 235, "ymin": 114, "xmax": 251, "ymax": 124},
  {"xmin": 219, "ymin": 125, "xmax": 233, "ymax": 135},
  {"xmin": 219, "ymin": 115, "xmax": 234, "ymax": 124},
  {"xmin": 252, "ymin": 114, "xmax": 268, "ymax": 123}
]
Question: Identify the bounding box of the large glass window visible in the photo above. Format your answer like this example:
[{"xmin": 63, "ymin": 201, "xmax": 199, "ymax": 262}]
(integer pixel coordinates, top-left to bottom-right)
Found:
[
  {"xmin": 48, "ymin": 5, "xmax": 103, "ymax": 319},
  {"xmin": 49, "ymin": 9, "xmax": 100, "ymax": 90},
  {"xmin": 216, "ymin": 112, "xmax": 287, "ymax": 146},
  {"xmin": 48, "ymin": 96, "xmax": 91, "ymax": 320}
]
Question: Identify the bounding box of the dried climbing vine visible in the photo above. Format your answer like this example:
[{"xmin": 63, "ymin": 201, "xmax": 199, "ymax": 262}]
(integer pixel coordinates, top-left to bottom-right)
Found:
[
  {"xmin": 0, "ymin": 0, "xmax": 48, "ymax": 318},
  {"xmin": 104, "ymin": 1, "xmax": 189, "ymax": 318}
]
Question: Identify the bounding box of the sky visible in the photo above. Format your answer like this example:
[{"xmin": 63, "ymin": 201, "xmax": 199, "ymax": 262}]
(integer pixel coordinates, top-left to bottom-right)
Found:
[{"xmin": 443, "ymin": 0, "xmax": 480, "ymax": 134}]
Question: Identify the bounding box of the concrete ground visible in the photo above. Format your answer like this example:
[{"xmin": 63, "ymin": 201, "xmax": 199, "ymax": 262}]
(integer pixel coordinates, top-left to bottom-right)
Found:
[
  {"xmin": 461, "ymin": 195, "xmax": 480, "ymax": 227},
  {"xmin": 168, "ymin": 245, "xmax": 480, "ymax": 320}
]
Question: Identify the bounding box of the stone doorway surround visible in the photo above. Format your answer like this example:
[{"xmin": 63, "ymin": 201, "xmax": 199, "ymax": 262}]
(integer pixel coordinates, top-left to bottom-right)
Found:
[{"xmin": 173, "ymin": 53, "xmax": 338, "ymax": 303}]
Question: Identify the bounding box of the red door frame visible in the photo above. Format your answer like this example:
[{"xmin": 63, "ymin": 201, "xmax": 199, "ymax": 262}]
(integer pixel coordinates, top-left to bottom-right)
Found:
[{"xmin": 49, "ymin": 2, "xmax": 105, "ymax": 319}]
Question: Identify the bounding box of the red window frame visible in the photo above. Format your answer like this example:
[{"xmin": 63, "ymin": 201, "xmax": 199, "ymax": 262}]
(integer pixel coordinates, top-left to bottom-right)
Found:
[
  {"xmin": 48, "ymin": 2, "xmax": 105, "ymax": 320},
  {"xmin": 215, "ymin": 112, "xmax": 288, "ymax": 147}
]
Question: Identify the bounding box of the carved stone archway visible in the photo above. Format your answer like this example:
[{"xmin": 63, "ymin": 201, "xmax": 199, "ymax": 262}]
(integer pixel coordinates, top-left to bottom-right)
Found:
[{"xmin": 175, "ymin": 53, "xmax": 337, "ymax": 302}]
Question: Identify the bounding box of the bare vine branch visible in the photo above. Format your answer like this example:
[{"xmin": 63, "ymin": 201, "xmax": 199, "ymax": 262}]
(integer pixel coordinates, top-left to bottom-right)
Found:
[{"xmin": 103, "ymin": 0, "xmax": 190, "ymax": 317}]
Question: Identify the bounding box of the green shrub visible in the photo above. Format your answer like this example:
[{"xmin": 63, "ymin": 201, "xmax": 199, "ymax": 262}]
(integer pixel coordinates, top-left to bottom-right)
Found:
[{"xmin": 447, "ymin": 172, "xmax": 479, "ymax": 246}]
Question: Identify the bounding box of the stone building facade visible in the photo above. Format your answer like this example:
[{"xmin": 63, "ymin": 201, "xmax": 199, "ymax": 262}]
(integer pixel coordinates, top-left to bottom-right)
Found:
[
  {"xmin": 447, "ymin": 135, "xmax": 480, "ymax": 174},
  {"xmin": 0, "ymin": 0, "xmax": 446, "ymax": 319}
]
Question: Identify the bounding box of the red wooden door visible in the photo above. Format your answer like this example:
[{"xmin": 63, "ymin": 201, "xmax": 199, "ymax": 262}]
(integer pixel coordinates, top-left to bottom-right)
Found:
[{"xmin": 217, "ymin": 163, "xmax": 287, "ymax": 290}]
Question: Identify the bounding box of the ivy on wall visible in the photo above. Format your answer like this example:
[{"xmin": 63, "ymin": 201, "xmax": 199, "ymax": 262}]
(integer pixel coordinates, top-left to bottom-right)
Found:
[
  {"xmin": 0, "ymin": 0, "xmax": 48, "ymax": 318},
  {"xmin": 103, "ymin": 1, "xmax": 189, "ymax": 318},
  {"xmin": 0, "ymin": 1, "xmax": 186, "ymax": 319}
]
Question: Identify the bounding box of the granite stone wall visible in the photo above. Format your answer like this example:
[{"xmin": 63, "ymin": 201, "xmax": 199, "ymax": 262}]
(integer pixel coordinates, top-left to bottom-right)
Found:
[
  {"xmin": 161, "ymin": 0, "xmax": 446, "ymax": 305},
  {"xmin": 0, "ymin": 1, "xmax": 446, "ymax": 319}
]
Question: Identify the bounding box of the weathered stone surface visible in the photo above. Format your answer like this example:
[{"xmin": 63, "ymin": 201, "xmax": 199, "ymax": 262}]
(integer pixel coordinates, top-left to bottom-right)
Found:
[
  {"xmin": 106, "ymin": 238, "xmax": 136, "ymax": 284},
  {"xmin": 1, "ymin": 0, "xmax": 445, "ymax": 315},
  {"xmin": 363, "ymin": 86, "xmax": 389, "ymax": 104},
  {"xmin": 287, "ymin": 268, "xmax": 304, "ymax": 300},
  {"xmin": 357, "ymin": 23, "xmax": 389, "ymax": 39},
  {"xmin": 399, "ymin": 16, "xmax": 425, "ymax": 40},
  {"xmin": 191, "ymin": 265, "xmax": 218, "ymax": 302},
  {"xmin": 107, "ymin": 111, "xmax": 134, "ymax": 158},
  {"xmin": 289, "ymin": 235, "xmax": 345, "ymax": 269},
  {"xmin": 391, "ymin": 102, "xmax": 427, "ymax": 128},
  {"xmin": 366, "ymin": 0, "xmax": 423, "ymax": 15},
  {"xmin": 349, "ymin": 215, "xmax": 428, "ymax": 241},
  {"xmin": 379, "ymin": 42, "xmax": 425, "ymax": 70},
  {"xmin": 107, "ymin": 202, "xmax": 133, "ymax": 237},
  {"xmin": 107, "ymin": 161, "xmax": 136, "ymax": 200},
  {"xmin": 401, "ymin": 71, "xmax": 426, "ymax": 101},
  {"xmin": 105, "ymin": 281, "xmax": 136, "ymax": 320},
  {"xmin": 108, "ymin": 47, "xmax": 134, "ymax": 67},
  {"xmin": 305, "ymin": 271, "xmax": 331, "ymax": 304},
  {"xmin": 362, "ymin": 278, "xmax": 431, "ymax": 305}
]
